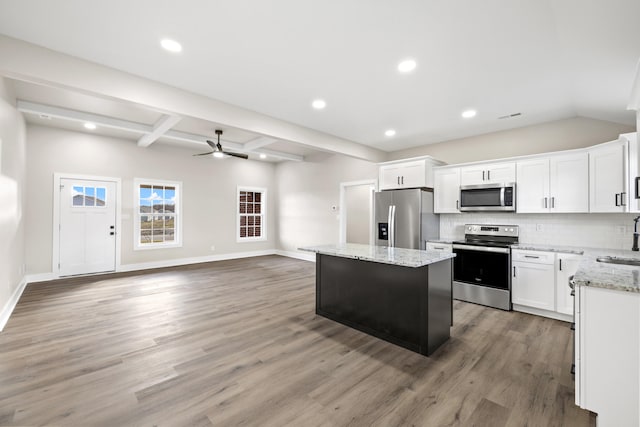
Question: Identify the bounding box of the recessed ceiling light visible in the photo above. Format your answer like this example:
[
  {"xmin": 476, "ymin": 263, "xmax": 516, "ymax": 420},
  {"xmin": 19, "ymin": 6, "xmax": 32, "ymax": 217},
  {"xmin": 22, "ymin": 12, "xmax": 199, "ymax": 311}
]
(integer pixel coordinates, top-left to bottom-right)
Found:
[
  {"xmin": 259, "ymin": 153, "xmax": 267, "ymax": 159},
  {"xmin": 385, "ymin": 129, "xmax": 396, "ymax": 137},
  {"xmin": 312, "ymin": 99, "xmax": 326, "ymax": 110},
  {"xmin": 84, "ymin": 122, "xmax": 97, "ymax": 130},
  {"xmin": 461, "ymin": 110, "xmax": 477, "ymax": 119},
  {"xmin": 160, "ymin": 38, "xmax": 182, "ymax": 53},
  {"xmin": 213, "ymin": 152, "xmax": 224, "ymax": 158},
  {"xmin": 397, "ymin": 59, "xmax": 417, "ymax": 73}
]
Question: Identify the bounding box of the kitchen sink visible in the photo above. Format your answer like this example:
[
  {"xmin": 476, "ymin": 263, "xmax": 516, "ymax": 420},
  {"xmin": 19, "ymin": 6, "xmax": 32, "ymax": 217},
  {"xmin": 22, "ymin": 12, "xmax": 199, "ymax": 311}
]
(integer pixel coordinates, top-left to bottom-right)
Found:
[{"xmin": 596, "ymin": 256, "xmax": 640, "ymax": 267}]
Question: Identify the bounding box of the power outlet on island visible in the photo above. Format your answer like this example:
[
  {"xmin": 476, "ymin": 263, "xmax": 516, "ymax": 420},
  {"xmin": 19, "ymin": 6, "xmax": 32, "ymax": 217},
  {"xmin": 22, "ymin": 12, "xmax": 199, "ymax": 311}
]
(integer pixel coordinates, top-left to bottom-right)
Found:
[{"xmin": 210, "ymin": 245, "xmax": 216, "ymax": 252}]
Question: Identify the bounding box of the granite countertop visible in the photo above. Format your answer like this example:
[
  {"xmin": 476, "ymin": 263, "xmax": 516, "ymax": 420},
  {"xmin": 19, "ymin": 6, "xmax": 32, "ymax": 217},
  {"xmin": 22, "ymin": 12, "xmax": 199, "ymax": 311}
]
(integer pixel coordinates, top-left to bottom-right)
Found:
[
  {"xmin": 299, "ymin": 243, "xmax": 456, "ymax": 268},
  {"xmin": 573, "ymin": 248, "xmax": 640, "ymax": 293},
  {"xmin": 511, "ymin": 243, "xmax": 584, "ymax": 255}
]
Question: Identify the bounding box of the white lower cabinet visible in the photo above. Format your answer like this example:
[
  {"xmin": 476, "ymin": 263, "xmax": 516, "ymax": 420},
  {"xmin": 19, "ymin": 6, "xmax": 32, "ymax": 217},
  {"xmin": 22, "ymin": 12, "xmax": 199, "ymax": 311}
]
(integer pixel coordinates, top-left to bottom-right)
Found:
[
  {"xmin": 426, "ymin": 242, "xmax": 452, "ymax": 253},
  {"xmin": 511, "ymin": 249, "xmax": 580, "ymax": 321},
  {"xmin": 512, "ymin": 250, "xmax": 556, "ymax": 311},
  {"xmin": 555, "ymin": 253, "xmax": 581, "ymax": 315},
  {"xmin": 576, "ymin": 285, "xmax": 640, "ymax": 427}
]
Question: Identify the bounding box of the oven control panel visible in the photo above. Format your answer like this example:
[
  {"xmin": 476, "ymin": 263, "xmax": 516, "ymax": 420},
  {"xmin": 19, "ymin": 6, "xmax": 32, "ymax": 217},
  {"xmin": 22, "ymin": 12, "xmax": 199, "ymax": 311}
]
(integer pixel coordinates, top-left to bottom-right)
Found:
[{"xmin": 465, "ymin": 224, "xmax": 519, "ymax": 238}]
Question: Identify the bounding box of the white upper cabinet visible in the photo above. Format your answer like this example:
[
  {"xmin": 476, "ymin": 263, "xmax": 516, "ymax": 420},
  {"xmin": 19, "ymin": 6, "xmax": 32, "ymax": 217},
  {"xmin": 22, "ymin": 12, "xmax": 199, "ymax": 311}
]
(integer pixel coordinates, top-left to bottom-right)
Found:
[
  {"xmin": 589, "ymin": 139, "xmax": 627, "ymax": 212},
  {"xmin": 550, "ymin": 152, "xmax": 589, "ymax": 213},
  {"xmin": 517, "ymin": 152, "xmax": 588, "ymax": 213},
  {"xmin": 460, "ymin": 162, "xmax": 515, "ymax": 186},
  {"xmin": 516, "ymin": 158, "xmax": 550, "ymax": 213},
  {"xmin": 378, "ymin": 158, "xmax": 443, "ymax": 190},
  {"xmin": 433, "ymin": 168, "xmax": 460, "ymax": 213},
  {"xmin": 623, "ymin": 133, "xmax": 640, "ymax": 213}
]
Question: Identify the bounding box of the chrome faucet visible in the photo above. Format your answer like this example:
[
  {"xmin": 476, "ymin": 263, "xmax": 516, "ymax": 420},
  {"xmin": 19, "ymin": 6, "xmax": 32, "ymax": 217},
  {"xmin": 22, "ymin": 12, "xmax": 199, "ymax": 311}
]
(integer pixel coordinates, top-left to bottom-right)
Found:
[{"xmin": 633, "ymin": 216, "xmax": 640, "ymax": 251}]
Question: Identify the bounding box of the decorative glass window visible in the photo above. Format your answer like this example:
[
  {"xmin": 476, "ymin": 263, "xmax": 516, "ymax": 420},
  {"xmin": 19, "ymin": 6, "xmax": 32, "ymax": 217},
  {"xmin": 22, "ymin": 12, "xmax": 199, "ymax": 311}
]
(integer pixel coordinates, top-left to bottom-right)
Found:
[
  {"xmin": 237, "ymin": 187, "xmax": 266, "ymax": 242},
  {"xmin": 72, "ymin": 186, "xmax": 106, "ymax": 207},
  {"xmin": 134, "ymin": 179, "xmax": 182, "ymax": 249}
]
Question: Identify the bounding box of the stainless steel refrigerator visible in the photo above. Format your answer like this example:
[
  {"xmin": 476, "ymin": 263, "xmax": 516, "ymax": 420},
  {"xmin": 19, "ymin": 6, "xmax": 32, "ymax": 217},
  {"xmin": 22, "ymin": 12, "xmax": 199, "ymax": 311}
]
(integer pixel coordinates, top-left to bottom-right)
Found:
[{"xmin": 374, "ymin": 188, "xmax": 439, "ymax": 249}]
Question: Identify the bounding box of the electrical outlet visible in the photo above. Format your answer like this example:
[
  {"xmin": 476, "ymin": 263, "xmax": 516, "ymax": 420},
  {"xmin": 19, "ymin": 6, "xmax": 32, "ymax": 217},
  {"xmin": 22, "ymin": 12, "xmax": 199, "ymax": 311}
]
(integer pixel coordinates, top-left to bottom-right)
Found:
[
  {"xmin": 616, "ymin": 226, "xmax": 626, "ymax": 234},
  {"xmin": 536, "ymin": 224, "xmax": 543, "ymax": 232},
  {"xmin": 210, "ymin": 245, "xmax": 216, "ymax": 251}
]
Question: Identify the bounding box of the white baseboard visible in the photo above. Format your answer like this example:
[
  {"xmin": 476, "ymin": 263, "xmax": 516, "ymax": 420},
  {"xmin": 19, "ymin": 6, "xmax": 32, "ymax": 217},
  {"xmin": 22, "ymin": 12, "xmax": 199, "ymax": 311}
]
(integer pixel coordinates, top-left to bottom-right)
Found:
[
  {"xmin": 513, "ymin": 304, "xmax": 573, "ymax": 323},
  {"xmin": 118, "ymin": 249, "xmax": 278, "ymax": 272},
  {"xmin": 25, "ymin": 272, "xmax": 58, "ymax": 284},
  {"xmin": 24, "ymin": 249, "xmax": 314, "ymax": 286},
  {"xmin": 275, "ymin": 250, "xmax": 316, "ymax": 262},
  {"xmin": 0, "ymin": 276, "xmax": 28, "ymax": 331}
]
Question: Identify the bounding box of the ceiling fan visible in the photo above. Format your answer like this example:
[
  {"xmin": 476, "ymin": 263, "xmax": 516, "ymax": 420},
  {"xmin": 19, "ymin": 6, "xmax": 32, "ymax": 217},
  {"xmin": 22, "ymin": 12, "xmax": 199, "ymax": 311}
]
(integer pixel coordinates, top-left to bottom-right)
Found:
[{"xmin": 194, "ymin": 129, "xmax": 248, "ymax": 159}]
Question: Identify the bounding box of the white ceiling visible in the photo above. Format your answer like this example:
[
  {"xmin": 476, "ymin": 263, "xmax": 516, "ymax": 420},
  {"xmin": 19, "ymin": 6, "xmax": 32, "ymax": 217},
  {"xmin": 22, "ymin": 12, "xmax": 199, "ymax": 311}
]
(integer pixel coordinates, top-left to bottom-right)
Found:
[{"xmin": 0, "ymin": 0, "xmax": 638, "ymax": 153}]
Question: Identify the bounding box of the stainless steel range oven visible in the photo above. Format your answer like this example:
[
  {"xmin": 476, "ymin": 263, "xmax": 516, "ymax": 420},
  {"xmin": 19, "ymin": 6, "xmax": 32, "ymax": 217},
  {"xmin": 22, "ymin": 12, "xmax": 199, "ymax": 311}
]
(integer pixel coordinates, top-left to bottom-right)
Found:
[{"xmin": 452, "ymin": 224, "xmax": 519, "ymax": 310}]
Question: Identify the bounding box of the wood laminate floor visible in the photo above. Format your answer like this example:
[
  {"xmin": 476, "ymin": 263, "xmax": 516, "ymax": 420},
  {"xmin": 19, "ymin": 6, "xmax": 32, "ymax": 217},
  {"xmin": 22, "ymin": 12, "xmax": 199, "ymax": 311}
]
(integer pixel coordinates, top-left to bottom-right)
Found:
[{"xmin": 0, "ymin": 255, "xmax": 595, "ymax": 426}]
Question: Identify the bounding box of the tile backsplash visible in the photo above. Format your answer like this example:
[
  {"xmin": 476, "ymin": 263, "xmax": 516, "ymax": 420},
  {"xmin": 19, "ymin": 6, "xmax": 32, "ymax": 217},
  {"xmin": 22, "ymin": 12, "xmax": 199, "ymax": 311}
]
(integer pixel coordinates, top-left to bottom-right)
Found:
[{"xmin": 440, "ymin": 213, "xmax": 639, "ymax": 250}]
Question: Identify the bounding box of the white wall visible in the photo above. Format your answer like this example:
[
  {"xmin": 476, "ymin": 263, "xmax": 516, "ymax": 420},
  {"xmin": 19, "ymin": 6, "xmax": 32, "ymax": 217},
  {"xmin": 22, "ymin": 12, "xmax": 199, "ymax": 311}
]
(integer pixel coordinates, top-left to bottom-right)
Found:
[
  {"xmin": 388, "ymin": 117, "xmax": 635, "ymax": 164},
  {"xmin": 25, "ymin": 125, "xmax": 277, "ymax": 275},
  {"xmin": 275, "ymin": 153, "xmax": 378, "ymax": 255},
  {"xmin": 441, "ymin": 213, "xmax": 638, "ymax": 250},
  {"xmin": 0, "ymin": 76, "xmax": 27, "ymax": 326}
]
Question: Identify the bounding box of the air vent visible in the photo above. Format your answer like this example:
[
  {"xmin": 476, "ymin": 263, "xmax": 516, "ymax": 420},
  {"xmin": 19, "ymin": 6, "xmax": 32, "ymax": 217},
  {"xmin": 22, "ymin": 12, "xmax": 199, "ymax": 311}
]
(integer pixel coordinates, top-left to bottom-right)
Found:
[
  {"xmin": 498, "ymin": 112, "xmax": 522, "ymax": 120},
  {"xmin": 39, "ymin": 114, "xmax": 52, "ymax": 120}
]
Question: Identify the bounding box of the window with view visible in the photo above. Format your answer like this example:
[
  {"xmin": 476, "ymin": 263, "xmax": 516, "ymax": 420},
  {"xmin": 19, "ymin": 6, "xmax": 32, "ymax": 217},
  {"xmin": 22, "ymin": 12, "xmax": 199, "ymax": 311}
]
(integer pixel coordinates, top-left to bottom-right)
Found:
[
  {"xmin": 237, "ymin": 187, "xmax": 266, "ymax": 242},
  {"xmin": 134, "ymin": 179, "xmax": 182, "ymax": 249}
]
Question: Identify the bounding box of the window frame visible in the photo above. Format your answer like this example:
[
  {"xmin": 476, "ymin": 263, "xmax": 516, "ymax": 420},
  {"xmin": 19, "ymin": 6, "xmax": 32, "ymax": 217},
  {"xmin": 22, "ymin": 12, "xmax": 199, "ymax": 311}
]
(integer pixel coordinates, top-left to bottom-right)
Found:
[
  {"xmin": 133, "ymin": 178, "xmax": 183, "ymax": 250},
  {"xmin": 237, "ymin": 186, "xmax": 267, "ymax": 243}
]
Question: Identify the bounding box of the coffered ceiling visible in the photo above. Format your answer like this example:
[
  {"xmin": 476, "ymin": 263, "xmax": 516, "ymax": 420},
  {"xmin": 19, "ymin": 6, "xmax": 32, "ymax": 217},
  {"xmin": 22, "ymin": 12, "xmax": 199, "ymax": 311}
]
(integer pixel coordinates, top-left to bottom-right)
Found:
[{"xmin": 0, "ymin": 0, "xmax": 638, "ymax": 156}]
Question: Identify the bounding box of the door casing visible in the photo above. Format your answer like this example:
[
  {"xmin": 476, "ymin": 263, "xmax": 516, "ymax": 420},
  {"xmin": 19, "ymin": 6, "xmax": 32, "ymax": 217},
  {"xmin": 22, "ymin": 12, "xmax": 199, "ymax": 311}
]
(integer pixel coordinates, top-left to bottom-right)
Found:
[{"xmin": 52, "ymin": 173, "xmax": 122, "ymax": 277}]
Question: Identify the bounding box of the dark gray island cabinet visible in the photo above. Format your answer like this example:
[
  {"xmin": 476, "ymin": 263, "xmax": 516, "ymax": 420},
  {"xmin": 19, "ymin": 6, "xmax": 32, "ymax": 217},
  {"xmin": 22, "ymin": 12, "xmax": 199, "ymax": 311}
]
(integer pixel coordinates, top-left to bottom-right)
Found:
[{"xmin": 300, "ymin": 244, "xmax": 455, "ymax": 356}]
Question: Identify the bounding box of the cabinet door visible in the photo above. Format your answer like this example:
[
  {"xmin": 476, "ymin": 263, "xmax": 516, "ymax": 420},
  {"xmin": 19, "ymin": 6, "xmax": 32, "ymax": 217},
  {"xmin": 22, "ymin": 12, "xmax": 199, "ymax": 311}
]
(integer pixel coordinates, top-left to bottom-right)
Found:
[
  {"xmin": 516, "ymin": 158, "xmax": 550, "ymax": 213},
  {"xmin": 460, "ymin": 162, "xmax": 516, "ymax": 185},
  {"xmin": 486, "ymin": 162, "xmax": 516, "ymax": 184},
  {"xmin": 399, "ymin": 161, "xmax": 426, "ymax": 188},
  {"xmin": 555, "ymin": 254, "xmax": 581, "ymax": 315},
  {"xmin": 589, "ymin": 141, "xmax": 627, "ymax": 212},
  {"xmin": 512, "ymin": 261, "xmax": 555, "ymax": 310},
  {"xmin": 550, "ymin": 152, "xmax": 589, "ymax": 213},
  {"xmin": 379, "ymin": 165, "xmax": 402, "ymax": 190},
  {"xmin": 459, "ymin": 166, "xmax": 486, "ymax": 186},
  {"xmin": 434, "ymin": 168, "xmax": 460, "ymax": 213}
]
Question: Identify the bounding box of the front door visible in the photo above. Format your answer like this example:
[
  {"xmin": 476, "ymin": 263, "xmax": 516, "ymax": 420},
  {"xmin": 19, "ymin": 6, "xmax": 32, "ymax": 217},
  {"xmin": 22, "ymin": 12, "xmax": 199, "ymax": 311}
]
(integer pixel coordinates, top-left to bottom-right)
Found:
[{"xmin": 58, "ymin": 178, "xmax": 117, "ymax": 276}]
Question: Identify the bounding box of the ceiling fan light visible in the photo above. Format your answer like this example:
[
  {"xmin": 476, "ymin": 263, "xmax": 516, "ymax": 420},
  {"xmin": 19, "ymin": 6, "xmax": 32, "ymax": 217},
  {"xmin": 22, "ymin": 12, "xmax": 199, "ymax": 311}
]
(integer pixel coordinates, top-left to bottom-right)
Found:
[{"xmin": 213, "ymin": 152, "xmax": 224, "ymax": 158}]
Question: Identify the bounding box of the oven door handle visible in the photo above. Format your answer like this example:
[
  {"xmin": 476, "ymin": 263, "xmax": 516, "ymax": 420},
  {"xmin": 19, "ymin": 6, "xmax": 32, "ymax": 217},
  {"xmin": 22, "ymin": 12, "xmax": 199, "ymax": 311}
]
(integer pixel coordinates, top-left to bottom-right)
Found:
[{"xmin": 452, "ymin": 244, "xmax": 510, "ymax": 254}]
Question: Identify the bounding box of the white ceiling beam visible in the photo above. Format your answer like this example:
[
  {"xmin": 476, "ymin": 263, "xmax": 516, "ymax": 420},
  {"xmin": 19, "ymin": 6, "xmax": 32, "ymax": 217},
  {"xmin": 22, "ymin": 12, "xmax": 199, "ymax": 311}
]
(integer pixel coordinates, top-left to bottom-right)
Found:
[
  {"xmin": 17, "ymin": 100, "xmax": 151, "ymax": 134},
  {"xmin": 17, "ymin": 100, "xmax": 303, "ymax": 161},
  {"xmin": 253, "ymin": 148, "xmax": 303, "ymax": 162},
  {"xmin": 1, "ymin": 36, "xmax": 384, "ymax": 162},
  {"xmin": 242, "ymin": 136, "xmax": 277, "ymax": 152},
  {"xmin": 163, "ymin": 129, "xmax": 244, "ymax": 150},
  {"xmin": 137, "ymin": 114, "xmax": 182, "ymax": 147}
]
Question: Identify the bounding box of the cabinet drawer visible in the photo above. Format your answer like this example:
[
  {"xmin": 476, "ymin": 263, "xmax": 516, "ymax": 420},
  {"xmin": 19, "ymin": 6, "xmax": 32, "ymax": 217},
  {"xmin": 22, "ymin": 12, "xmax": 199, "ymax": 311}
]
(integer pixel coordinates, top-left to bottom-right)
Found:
[
  {"xmin": 511, "ymin": 249, "xmax": 554, "ymax": 265},
  {"xmin": 426, "ymin": 242, "xmax": 452, "ymax": 253}
]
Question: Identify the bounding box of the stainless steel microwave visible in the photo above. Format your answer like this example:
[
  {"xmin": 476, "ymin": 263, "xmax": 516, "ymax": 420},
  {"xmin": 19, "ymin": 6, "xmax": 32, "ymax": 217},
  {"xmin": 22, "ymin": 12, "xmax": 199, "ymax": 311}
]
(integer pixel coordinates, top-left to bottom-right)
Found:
[{"xmin": 459, "ymin": 183, "xmax": 516, "ymax": 211}]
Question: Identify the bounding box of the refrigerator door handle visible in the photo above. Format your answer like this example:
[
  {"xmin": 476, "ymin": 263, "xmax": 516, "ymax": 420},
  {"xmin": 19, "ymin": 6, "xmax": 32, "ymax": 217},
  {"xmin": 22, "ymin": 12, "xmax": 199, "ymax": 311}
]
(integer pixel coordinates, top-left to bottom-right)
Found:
[
  {"xmin": 387, "ymin": 205, "xmax": 393, "ymax": 247},
  {"xmin": 389, "ymin": 205, "xmax": 396, "ymax": 247}
]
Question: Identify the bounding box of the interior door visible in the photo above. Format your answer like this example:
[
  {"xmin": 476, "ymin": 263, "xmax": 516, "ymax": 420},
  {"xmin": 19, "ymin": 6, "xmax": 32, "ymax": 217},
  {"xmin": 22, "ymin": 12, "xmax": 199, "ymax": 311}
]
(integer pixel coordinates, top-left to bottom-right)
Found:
[{"xmin": 59, "ymin": 178, "xmax": 117, "ymax": 276}]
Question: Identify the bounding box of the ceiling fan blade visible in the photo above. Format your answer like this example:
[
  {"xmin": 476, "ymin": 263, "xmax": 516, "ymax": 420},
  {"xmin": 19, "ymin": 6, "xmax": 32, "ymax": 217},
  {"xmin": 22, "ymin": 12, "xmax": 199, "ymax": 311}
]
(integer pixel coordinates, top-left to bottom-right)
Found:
[
  {"xmin": 193, "ymin": 151, "xmax": 215, "ymax": 156},
  {"xmin": 206, "ymin": 139, "xmax": 217, "ymax": 149},
  {"xmin": 223, "ymin": 151, "xmax": 249, "ymax": 160}
]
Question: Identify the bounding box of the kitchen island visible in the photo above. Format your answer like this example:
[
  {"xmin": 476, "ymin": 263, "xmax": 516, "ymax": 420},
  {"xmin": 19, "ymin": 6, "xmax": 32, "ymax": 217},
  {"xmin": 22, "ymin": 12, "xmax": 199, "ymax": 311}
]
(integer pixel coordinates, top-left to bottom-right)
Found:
[{"xmin": 300, "ymin": 243, "xmax": 455, "ymax": 356}]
